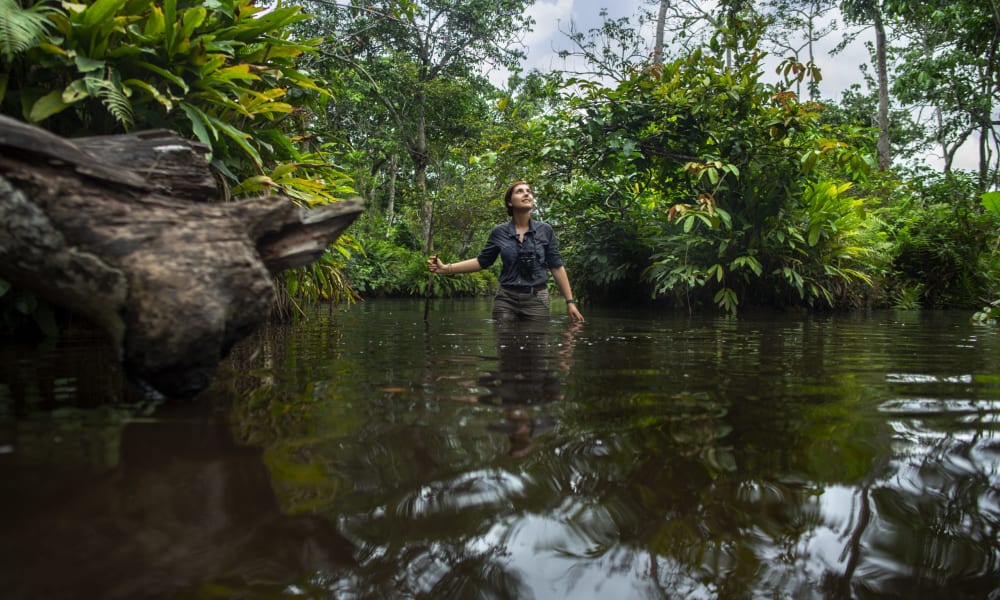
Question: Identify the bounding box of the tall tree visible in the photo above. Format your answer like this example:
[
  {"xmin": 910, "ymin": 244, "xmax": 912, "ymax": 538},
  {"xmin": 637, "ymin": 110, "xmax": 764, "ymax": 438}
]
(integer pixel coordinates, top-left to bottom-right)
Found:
[
  {"xmin": 653, "ymin": 0, "xmax": 669, "ymax": 66},
  {"xmin": 303, "ymin": 0, "xmax": 534, "ymax": 251},
  {"xmin": 888, "ymin": 0, "xmax": 1000, "ymax": 189},
  {"xmin": 840, "ymin": 0, "xmax": 892, "ymax": 170}
]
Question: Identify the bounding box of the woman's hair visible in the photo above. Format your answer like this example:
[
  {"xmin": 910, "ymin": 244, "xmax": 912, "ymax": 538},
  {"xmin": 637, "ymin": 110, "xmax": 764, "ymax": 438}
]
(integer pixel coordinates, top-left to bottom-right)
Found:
[{"xmin": 504, "ymin": 180, "xmax": 528, "ymax": 216}]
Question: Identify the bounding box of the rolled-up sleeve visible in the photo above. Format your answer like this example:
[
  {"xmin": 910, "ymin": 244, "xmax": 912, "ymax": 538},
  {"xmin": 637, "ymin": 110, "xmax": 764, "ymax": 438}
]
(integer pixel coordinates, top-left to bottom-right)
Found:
[{"xmin": 540, "ymin": 223, "xmax": 565, "ymax": 269}]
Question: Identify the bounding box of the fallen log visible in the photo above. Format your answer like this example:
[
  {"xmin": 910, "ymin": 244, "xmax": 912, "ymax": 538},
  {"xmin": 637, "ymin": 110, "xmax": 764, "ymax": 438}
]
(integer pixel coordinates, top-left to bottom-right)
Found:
[{"xmin": 0, "ymin": 115, "xmax": 363, "ymax": 397}]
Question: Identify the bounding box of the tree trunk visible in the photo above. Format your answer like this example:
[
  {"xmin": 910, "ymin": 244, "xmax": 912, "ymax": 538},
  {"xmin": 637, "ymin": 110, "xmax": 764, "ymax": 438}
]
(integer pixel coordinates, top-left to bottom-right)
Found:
[
  {"xmin": 415, "ymin": 89, "xmax": 432, "ymax": 253},
  {"xmin": 874, "ymin": 10, "xmax": 891, "ymax": 171},
  {"xmin": 0, "ymin": 115, "xmax": 362, "ymax": 397},
  {"xmin": 653, "ymin": 0, "xmax": 669, "ymax": 66},
  {"xmin": 385, "ymin": 152, "xmax": 398, "ymax": 238}
]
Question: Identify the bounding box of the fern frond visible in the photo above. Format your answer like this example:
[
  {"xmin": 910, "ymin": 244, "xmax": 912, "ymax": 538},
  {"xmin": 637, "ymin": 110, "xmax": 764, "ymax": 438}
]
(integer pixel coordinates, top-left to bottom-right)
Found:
[
  {"xmin": 86, "ymin": 73, "xmax": 134, "ymax": 129},
  {"xmin": 0, "ymin": 0, "xmax": 59, "ymax": 63}
]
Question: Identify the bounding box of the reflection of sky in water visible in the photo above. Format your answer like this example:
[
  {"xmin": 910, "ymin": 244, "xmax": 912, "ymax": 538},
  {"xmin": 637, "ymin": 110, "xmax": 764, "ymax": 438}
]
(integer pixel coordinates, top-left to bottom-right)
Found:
[
  {"xmin": 478, "ymin": 513, "xmax": 686, "ymax": 600},
  {"xmin": 5, "ymin": 302, "xmax": 1000, "ymax": 598},
  {"xmin": 813, "ymin": 485, "xmax": 866, "ymax": 568},
  {"xmin": 404, "ymin": 469, "xmax": 529, "ymax": 515}
]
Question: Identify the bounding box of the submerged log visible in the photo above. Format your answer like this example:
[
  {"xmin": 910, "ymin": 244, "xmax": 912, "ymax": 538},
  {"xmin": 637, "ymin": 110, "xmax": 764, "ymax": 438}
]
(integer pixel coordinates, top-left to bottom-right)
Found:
[{"xmin": 0, "ymin": 115, "xmax": 363, "ymax": 397}]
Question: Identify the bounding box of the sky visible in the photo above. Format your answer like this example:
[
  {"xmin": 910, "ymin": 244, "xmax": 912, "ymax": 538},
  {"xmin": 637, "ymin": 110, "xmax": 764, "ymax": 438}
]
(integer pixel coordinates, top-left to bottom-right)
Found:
[
  {"xmin": 505, "ymin": 0, "xmax": 977, "ymax": 172},
  {"xmin": 514, "ymin": 0, "xmax": 872, "ymax": 99}
]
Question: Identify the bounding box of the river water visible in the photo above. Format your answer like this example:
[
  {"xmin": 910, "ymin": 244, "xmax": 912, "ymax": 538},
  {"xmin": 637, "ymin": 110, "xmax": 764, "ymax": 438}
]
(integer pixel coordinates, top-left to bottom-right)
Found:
[{"xmin": 1, "ymin": 299, "xmax": 999, "ymax": 599}]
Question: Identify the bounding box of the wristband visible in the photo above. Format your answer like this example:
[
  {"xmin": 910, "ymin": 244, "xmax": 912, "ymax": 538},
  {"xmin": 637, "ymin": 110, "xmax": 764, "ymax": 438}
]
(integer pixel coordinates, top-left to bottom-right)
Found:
[{"xmin": 566, "ymin": 299, "xmax": 576, "ymax": 304}]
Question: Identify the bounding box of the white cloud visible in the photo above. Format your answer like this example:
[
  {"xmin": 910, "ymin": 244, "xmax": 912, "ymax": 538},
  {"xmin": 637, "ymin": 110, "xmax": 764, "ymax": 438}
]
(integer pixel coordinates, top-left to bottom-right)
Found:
[
  {"xmin": 498, "ymin": 0, "xmax": 976, "ymax": 171},
  {"xmin": 522, "ymin": 0, "xmax": 577, "ymax": 73}
]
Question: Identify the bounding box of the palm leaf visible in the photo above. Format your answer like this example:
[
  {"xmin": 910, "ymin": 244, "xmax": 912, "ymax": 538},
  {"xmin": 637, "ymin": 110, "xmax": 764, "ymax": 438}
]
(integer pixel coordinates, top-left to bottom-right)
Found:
[{"xmin": 0, "ymin": 0, "xmax": 59, "ymax": 63}]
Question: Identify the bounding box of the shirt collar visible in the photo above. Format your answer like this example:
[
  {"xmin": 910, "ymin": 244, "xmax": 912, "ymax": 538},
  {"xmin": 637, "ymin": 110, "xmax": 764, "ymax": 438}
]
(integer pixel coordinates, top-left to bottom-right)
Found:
[{"xmin": 505, "ymin": 219, "xmax": 537, "ymax": 237}]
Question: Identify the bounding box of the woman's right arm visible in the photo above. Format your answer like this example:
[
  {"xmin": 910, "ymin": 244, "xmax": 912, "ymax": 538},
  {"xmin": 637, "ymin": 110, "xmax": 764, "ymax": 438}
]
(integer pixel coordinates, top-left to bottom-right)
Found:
[
  {"xmin": 430, "ymin": 226, "xmax": 499, "ymax": 275},
  {"xmin": 429, "ymin": 257, "xmax": 483, "ymax": 275}
]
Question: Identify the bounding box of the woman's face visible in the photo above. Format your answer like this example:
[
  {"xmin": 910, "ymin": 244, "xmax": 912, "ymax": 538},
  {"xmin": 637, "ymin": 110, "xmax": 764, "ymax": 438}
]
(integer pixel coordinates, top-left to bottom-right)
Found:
[{"xmin": 508, "ymin": 184, "xmax": 534, "ymax": 212}]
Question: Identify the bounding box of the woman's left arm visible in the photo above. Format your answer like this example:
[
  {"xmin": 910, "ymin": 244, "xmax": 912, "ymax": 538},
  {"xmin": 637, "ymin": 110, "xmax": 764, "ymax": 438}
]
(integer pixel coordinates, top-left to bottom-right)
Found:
[{"xmin": 551, "ymin": 266, "xmax": 584, "ymax": 322}]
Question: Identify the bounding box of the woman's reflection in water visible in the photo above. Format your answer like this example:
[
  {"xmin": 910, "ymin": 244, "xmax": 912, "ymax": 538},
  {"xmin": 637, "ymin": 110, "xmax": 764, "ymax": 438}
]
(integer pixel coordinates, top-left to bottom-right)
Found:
[{"xmin": 478, "ymin": 320, "xmax": 580, "ymax": 457}]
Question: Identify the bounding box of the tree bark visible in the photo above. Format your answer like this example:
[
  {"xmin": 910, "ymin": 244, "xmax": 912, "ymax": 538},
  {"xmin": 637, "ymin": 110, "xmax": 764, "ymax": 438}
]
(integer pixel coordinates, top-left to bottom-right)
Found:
[
  {"xmin": 415, "ymin": 87, "xmax": 432, "ymax": 253},
  {"xmin": 0, "ymin": 115, "xmax": 362, "ymax": 397},
  {"xmin": 874, "ymin": 10, "xmax": 891, "ymax": 171},
  {"xmin": 385, "ymin": 152, "xmax": 398, "ymax": 238},
  {"xmin": 653, "ymin": 0, "xmax": 669, "ymax": 66}
]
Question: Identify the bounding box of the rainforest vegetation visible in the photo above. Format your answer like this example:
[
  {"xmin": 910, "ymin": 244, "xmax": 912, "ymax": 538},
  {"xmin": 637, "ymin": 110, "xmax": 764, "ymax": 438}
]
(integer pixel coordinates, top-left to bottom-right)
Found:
[{"xmin": 1, "ymin": 0, "xmax": 999, "ymax": 331}]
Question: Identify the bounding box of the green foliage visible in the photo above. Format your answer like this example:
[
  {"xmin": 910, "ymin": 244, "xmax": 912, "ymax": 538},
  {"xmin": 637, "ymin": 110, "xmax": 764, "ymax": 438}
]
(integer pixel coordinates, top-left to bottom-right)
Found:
[
  {"xmin": 972, "ymin": 299, "xmax": 1000, "ymax": 324},
  {"xmin": 891, "ymin": 283, "xmax": 924, "ymax": 310},
  {"xmin": 973, "ymin": 190, "xmax": 1000, "ymax": 321},
  {"xmin": 1, "ymin": 0, "xmax": 360, "ymax": 322},
  {"xmin": 0, "ymin": 0, "xmax": 59, "ymax": 63},
  {"xmin": 983, "ymin": 191, "xmax": 1000, "ymax": 218},
  {"xmin": 299, "ymin": 0, "xmax": 534, "ymax": 250},
  {"xmin": 293, "ymin": 242, "xmax": 360, "ymax": 302},
  {"xmin": 6, "ymin": 0, "xmax": 304, "ymax": 136},
  {"xmin": 820, "ymin": 83, "xmax": 931, "ymax": 165},
  {"xmin": 344, "ymin": 238, "xmax": 496, "ymax": 299},
  {"xmin": 548, "ymin": 180, "xmax": 657, "ymax": 305},
  {"xmin": 885, "ymin": 171, "xmax": 996, "ymax": 308},
  {"xmin": 887, "ymin": 0, "xmax": 1000, "ymax": 188},
  {"xmin": 344, "ymin": 238, "xmax": 416, "ymax": 297},
  {"xmin": 537, "ymin": 15, "xmax": 883, "ymax": 314}
]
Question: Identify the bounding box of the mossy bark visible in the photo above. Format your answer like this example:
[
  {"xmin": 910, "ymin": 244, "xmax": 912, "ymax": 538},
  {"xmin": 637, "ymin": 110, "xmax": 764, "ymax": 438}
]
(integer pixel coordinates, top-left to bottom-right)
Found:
[{"xmin": 0, "ymin": 116, "xmax": 362, "ymax": 397}]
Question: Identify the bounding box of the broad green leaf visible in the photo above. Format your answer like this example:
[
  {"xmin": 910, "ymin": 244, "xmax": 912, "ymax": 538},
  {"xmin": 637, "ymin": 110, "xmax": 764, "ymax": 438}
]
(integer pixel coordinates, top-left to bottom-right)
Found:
[
  {"xmin": 144, "ymin": 5, "xmax": 165, "ymax": 38},
  {"xmin": 62, "ymin": 79, "xmax": 89, "ymax": 102},
  {"xmin": 210, "ymin": 115, "xmax": 261, "ymax": 165},
  {"xmin": 715, "ymin": 206, "xmax": 731, "ymax": 228},
  {"xmin": 136, "ymin": 60, "xmax": 188, "ymax": 93},
  {"xmin": 28, "ymin": 90, "xmax": 71, "ymax": 122},
  {"xmin": 181, "ymin": 6, "xmax": 206, "ymax": 39},
  {"xmin": 982, "ymin": 191, "xmax": 1000, "ymax": 216},
  {"xmin": 198, "ymin": 53, "xmax": 227, "ymax": 76},
  {"xmin": 123, "ymin": 78, "xmax": 172, "ymax": 110},
  {"xmin": 81, "ymin": 0, "xmax": 128, "ymax": 28},
  {"xmin": 73, "ymin": 54, "xmax": 104, "ymax": 72},
  {"xmin": 231, "ymin": 175, "xmax": 275, "ymax": 195},
  {"xmin": 180, "ymin": 102, "xmax": 216, "ymax": 145},
  {"xmin": 285, "ymin": 177, "xmax": 324, "ymax": 190},
  {"xmin": 214, "ymin": 64, "xmax": 257, "ymax": 82},
  {"xmin": 163, "ymin": 0, "xmax": 176, "ymax": 54},
  {"xmin": 807, "ymin": 224, "xmax": 821, "ymax": 246},
  {"xmin": 270, "ymin": 163, "xmax": 297, "ymax": 179}
]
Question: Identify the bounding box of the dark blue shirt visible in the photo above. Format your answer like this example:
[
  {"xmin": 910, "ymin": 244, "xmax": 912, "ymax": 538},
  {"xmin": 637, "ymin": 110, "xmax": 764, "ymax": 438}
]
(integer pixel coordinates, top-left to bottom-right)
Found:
[{"xmin": 476, "ymin": 219, "xmax": 565, "ymax": 287}]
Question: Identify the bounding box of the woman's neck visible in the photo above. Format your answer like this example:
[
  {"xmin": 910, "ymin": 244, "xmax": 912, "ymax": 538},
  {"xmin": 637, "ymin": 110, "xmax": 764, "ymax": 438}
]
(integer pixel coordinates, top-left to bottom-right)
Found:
[{"xmin": 512, "ymin": 210, "xmax": 531, "ymax": 228}]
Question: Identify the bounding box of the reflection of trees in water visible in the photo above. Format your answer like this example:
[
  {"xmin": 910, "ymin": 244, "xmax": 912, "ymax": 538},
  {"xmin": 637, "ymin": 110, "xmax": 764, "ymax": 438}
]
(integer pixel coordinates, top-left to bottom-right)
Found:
[
  {"xmin": 218, "ymin": 309, "xmax": 1000, "ymax": 597},
  {"xmin": 0, "ymin": 325, "xmax": 150, "ymax": 418},
  {"xmin": 494, "ymin": 320, "xmax": 1000, "ymax": 597},
  {"xmin": 0, "ymin": 405, "xmax": 357, "ymax": 600},
  {"xmin": 841, "ymin": 420, "xmax": 1000, "ymax": 598}
]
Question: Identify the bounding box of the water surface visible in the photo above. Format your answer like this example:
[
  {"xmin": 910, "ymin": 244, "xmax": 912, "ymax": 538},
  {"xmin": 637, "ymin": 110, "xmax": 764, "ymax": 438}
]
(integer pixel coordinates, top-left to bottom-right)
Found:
[{"xmin": 2, "ymin": 300, "xmax": 999, "ymax": 599}]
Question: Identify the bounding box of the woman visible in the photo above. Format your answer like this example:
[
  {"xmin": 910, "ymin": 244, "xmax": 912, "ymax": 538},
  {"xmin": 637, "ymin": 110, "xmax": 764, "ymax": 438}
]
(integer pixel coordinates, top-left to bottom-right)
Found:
[{"xmin": 428, "ymin": 181, "xmax": 585, "ymax": 322}]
